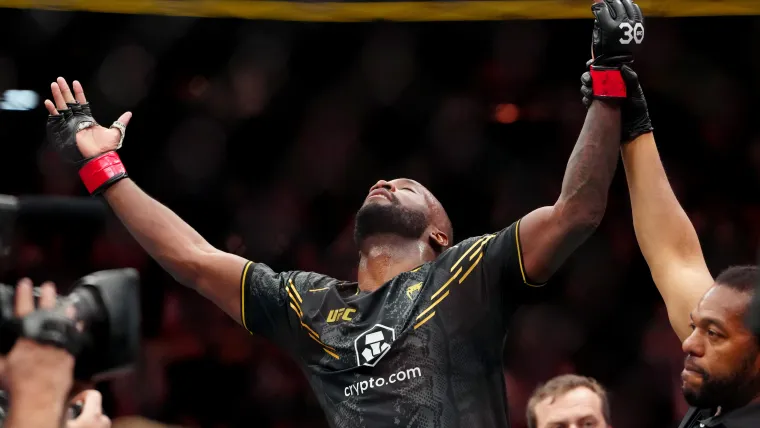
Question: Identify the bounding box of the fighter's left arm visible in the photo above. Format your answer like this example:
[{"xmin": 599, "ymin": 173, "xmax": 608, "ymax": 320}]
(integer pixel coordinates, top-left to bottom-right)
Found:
[{"xmin": 517, "ymin": 99, "xmax": 621, "ymax": 285}]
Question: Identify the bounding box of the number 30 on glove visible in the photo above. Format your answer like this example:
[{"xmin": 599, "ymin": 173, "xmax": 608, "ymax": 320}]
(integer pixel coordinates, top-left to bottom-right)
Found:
[{"xmin": 588, "ymin": 0, "xmax": 645, "ymax": 99}]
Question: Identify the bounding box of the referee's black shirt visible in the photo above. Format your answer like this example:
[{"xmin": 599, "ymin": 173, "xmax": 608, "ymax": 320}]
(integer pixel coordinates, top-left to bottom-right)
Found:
[{"xmin": 678, "ymin": 404, "xmax": 760, "ymax": 428}]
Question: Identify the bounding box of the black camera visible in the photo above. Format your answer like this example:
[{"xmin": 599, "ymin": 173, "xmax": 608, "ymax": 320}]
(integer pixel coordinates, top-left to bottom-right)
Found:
[
  {"xmin": 0, "ymin": 195, "xmax": 141, "ymax": 381},
  {"xmin": 0, "ymin": 269, "xmax": 141, "ymax": 381}
]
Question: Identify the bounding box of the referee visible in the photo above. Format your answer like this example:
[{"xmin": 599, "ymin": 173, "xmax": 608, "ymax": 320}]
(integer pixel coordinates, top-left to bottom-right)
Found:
[
  {"xmin": 581, "ymin": 33, "xmax": 760, "ymax": 428},
  {"xmin": 43, "ymin": 1, "xmax": 644, "ymax": 427}
]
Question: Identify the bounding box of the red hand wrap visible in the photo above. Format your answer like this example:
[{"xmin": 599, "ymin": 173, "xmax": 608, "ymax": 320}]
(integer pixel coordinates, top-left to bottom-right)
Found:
[
  {"xmin": 589, "ymin": 67, "xmax": 627, "ymax": 98},
  {"xmin": 79, "ymin": 152, "xmax": 126, "ymax": 194}
]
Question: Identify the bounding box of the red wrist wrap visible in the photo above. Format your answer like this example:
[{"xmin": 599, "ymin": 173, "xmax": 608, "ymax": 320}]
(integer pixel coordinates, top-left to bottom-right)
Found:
[
  {"xmin": 79, "ymin": 152, "xmax": 127, "ymax": 195},
  {"xmin": 589, "ymin": 67, "xmax": 627, "ymax": 98}
]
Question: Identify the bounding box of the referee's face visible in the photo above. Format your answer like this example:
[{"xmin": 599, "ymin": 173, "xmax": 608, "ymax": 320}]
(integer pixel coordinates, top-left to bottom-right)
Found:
[{"xmin": 681, "ymin": 285, "xmax": 760, "ymax": 409}]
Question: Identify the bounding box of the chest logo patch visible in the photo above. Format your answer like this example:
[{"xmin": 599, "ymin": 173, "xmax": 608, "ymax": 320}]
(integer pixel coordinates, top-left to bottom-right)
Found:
[
  {"xmin": 354, "ymin": 324, "xmax": 395, "ymax": 367},
  {"xmin": 406, "ymin": 282, "xmax": 422, "ymax": 300}
]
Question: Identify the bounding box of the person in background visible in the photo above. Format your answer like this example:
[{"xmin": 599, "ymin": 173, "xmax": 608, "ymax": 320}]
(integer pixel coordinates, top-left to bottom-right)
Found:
[
  {"xmin": 526, "ymin": 374, "xmax": 611, "ymax": 428},
  {"xmin": 2, "ymin": 279, "xmax": 110, "ymax": 428}
]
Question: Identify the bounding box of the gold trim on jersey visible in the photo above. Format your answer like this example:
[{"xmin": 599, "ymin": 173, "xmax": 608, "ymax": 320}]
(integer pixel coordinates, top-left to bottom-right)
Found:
[
  {"xmin": 323, "ymin": 348, "xmax": 340, "ymax": 359},
  {"xmin": 289, "ymin": 302, "xmax": 304, "ymax": 319},
  {"xmin": 451, "ymin": 237, "xmax": 484, "ymax": 272},
  {"xmin": 289, "ymin": 279, "xmax": 304, "ymax": 303},
  {"xmin": 515, "ymin": 219, "xmax": 546, "ymax": 288},
  {"xmin": 471, "ymin": 235, "xmax": 495, "ymax": 260},
  {"xmin": 431, "ymin": 267, "xmax": 461, "ymax": 300},
  {"xmin": 308, "ymin": 286, "xmax": 330, "ymax": 293},
  {"xmin": 240, "ymin": 261, "xmax": 253, "ymax": 334},
  {"xmin": 286, "ymin": 279, "xmax": 339, "ymax": 359},
  {"xmin": 415, "ymin": 290, "xmax": 450, "ymax": 322},
  {"xmin": 415, "ymin": 233, "xmax": 494, "ymax": 330},
  {"xmin": 414, "ymin": 311, "xmax": 436, "ymax": 330},
  {"xmin": 460, "ymin": 252, "xmax": 483, "ymax": 284}
]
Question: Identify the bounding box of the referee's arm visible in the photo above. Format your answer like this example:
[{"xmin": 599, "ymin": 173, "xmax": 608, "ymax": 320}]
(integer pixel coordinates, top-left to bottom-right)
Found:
[{"xmin": 622, "ymin": 132, "xmax": 714, "ymax": 342}]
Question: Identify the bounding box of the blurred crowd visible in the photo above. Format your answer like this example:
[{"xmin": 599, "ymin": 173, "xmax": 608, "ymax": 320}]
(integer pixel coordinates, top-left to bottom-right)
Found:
[{"xmin": 1, "ymin": 8, "xmax": 760, "ymax": 428}]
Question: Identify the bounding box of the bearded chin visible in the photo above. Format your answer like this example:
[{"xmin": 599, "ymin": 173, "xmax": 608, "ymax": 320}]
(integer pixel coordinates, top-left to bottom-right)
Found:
[
  {"xmin": 353, "ymin": 202, "xmax": 428, "ymax": 247},
  {"xmin": 684, "ymin": 355, "xmax": 760, "ymax": 410}
]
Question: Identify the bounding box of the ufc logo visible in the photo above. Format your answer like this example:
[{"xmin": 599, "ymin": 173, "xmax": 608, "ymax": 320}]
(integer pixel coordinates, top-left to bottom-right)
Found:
[
  {"xmin": 327, "ymin": 307, "xmax": 356, "ymax": 323},
  {"xmin": 619, "ymin": 22, "xmax": 644, "ymax": 45}
]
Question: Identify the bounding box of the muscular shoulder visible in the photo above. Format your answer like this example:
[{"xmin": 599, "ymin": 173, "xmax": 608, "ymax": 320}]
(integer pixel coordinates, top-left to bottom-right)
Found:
[
  {"xmin": 429, "ymin": 221, "xmax": 532, "ymax": 290},
  {"xmin": 436, "ymin": 223, "xmax": 517, "ymax": 267},
  {"xmin": 243, "ymin": 261, "xmax": 341, "ymax": 296},
  {"xmin": 240, "ymin": 261, "xmax": 342, "ymax": 337}
]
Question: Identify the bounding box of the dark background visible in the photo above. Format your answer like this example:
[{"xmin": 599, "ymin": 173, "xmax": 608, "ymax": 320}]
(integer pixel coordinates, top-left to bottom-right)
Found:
[{"xmin": 1, "ymin": 7, "xmax": 759, "ymax": 428}]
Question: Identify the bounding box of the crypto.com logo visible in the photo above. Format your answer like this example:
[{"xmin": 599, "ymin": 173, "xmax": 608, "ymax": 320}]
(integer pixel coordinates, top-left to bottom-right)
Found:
[{"xmin": 354, "ymin": 324, "xmax": 395, "ymax": 367}]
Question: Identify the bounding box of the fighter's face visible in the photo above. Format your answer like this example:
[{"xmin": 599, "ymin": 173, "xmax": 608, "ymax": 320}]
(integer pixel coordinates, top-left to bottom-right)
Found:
[
  {"xmin": 681, "ymin": 285, "xmax": 760, "ymax": 409},
  {"xmin": 533, "ymin": 387, "xmax": 609, "ymax": 428},
  {"xmin": 353, "ymin": 179, "xmax": 431, "ymax": 246}
]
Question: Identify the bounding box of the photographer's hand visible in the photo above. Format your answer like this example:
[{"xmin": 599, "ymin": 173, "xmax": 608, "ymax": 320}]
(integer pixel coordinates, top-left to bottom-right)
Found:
[
  {"xmin": 68, "ymin": 390, "xmax": 111, "ymax": 428},
  {"xmin": 5, "ymin": 279, "xmax": 75, "ymax": 428}
]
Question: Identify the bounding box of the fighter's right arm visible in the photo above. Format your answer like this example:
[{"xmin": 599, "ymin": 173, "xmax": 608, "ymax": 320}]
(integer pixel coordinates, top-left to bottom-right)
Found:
[
  {"xmin": 103, "ymin": 178, "xmax": 247, "ymax": 322},
  {"xmin": 621, "ymin": 133, "xmax": 713, "ymax": 341},
  {"xmin": 44, "ymin": 78, "xmax": 249, "ymax": 325}
]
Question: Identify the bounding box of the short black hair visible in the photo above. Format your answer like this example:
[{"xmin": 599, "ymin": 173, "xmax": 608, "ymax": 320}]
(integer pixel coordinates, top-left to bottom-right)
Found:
[{"xmin": 715, "ymin": 265, "xmax": 760, "ymax": 294}]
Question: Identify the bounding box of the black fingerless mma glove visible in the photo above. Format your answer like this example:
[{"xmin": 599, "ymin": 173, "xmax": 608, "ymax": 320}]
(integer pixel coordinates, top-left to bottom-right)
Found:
[
  {"xmin": 46, "ymin": 102, "xmax": 97, "ymax": 164},
  {"xmin": 581, "ymin": 65, "xmax": 653, "ymax": 143}
]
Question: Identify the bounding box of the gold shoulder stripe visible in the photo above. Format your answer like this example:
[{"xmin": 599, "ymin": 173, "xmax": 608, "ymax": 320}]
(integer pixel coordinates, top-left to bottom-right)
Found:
[
  {"xmin": 470, "ymin": 234, "xmax": 495, "ymax": 261},
  {"xmin": 289, "ymin": 302, "xmax": 304, "ymax": 319},
  {"xmin": 289, "ymin": 279, "xmax": 304, "ymax": 303},
  {"xmin": 459, "ymin": 252, "xmax": 483, "ymax": 284},
  {"xmin": 307, "ymin": 331, "xmax": 336, "ymax": 351},
  {"xmin": 515, "ymin": 219, "xmax": 546, "ymax": 288},
  {"xmin": 431, "ymin": 267, "xmax": 461, "ymax": 300},
  {"xmin": 308, "ymin": 286, "xmax": 330, "ymax": 293},
  {"xmin": 286, "ymin": 286, "xmax": 302, "ymax": 312},
  {"xmin": 451, "ymin": 237, "xmax": 484, "ymax": 272},
  {"xmin": 414, "ymin": 311, "xmax": 436, "ymax": 330},
  {"xmin": 323, "ymin": 348, "xmax": 340, "ymax": 359},
  {"xmin": 301, "ymin": 320, "xmax": 320, "ymax": 339},
  {"xmin": 288, "ymin": 299, "xmax": 330, "ymax": 344},
  {"xmin": 416, "ymin": 290, "xmax": 449, "ymax": 321},
  {"xmin": 240, "ymin": 261, "xmax": 254, "ymax": 334},
  {"xmin": 281, "ymin": 283, "xmax": 335, "ymax": 356}
]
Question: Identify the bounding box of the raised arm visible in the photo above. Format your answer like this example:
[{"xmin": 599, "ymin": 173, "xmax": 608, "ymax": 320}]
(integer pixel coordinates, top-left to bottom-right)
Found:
[
  {"xmin": 518, "ymin": 100, "xmax": 620, "ymax": 285},
  {"xmin": 103, "ymin": 179, "xmax": 247, "ymax": 320},
  {"xmin": 44, "ymin": 78, "xmax": 247, "ymax": 323},
  {"xmin": 621, "ymin": 133, "xmax": 712, "ymax": 341},
  {"xmin": 515, "ymin": 0, "xmax": 646, "ymax": 285}
]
